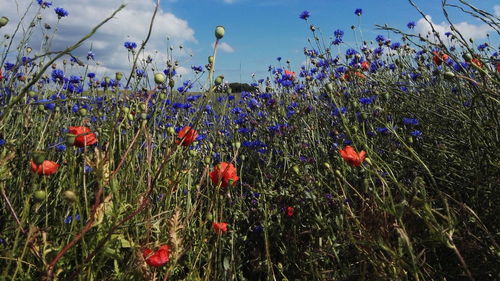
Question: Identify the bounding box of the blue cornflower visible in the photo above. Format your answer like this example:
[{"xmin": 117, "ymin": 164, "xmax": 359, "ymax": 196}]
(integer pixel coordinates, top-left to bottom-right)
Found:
[
  {"xmin": 0, "ymin": 139, "xmax": 6, "ymax": 146},
  {"xmin": 444, "ymin": 32, "xmax": 452, "ymax": 37},
  {"xmin": 407, "ymin": 21, "xmax": 416, "ymax": 29},
  {"xmin": 403, "ymin": 117, "xmax": 419, "ymax": 125},
  {"xmin": 332, "ymin": 38, "xmax": 342, "ymax": 45},
  {"xmin": 55, "ymin": 144, "xmax": 67, "ymax": 151},
  {"xmin": 51, "ymin": 69, "xmax": 64, "ymax": 82},
  {"xmin": 54, "ymin": 7, "xmax": 69, "ymax": 18},
  {"xmin": 354, "ymin": 8, "xmax": 362, "ymax": 16},
  {"xmin": 87, "ymin": 51, "xmax": 95, "ymax": 60},
  {"xmin": 334, "ymin": 29, "xmax": 344, "ymax": 38},
  {"xmin": 37, "ymin": 1, "xmax": 52, "ymax": 8},
  {"xmin": 64, "ymin": 216, "xmax": 72, "ymax": 224},
  {"xmin": 376, "ymin": 127, "xmax": 389, "ymax": 134},
  {"xmin": 124, "ymin": 41, "xmax": 137, "ymax": 50},
  {"xmin": 359, "ymin": 96, "xmax": 376, "ymax": 105},
  {"xmin": 191, "ymin": 65, "xmax": 203, "ymax": 73},
  {"xmin": 410, "ymin": 130, "xmax": 422, "ymax": 137},
  {"xmin": 390, "ymin": 42, "xmax": 401, "ymax": 50},
  {"xmin": 477, "ymin": 43, "xmax": 488, "ymax": 51},
  {"xmin": 299, "ymin": 10, "xmax": 310, "ymax": 20},
  {"xmin": 345, "ymin": 48, "xmax": 358, "ymax": 56},
  {"xmin": 87, "ymin": 72, "xmax": 95, "ymax": 79},
  {"xmin": 277, "ymin": 57, "xmax": 282, "ymax": 61},
  {"xmin": 375, "ymin": 35, "xmax": 385, "ymax": 43},
  {"xmin": 84, "ymin": 165, "xmax": 93, "ymax": 173}
]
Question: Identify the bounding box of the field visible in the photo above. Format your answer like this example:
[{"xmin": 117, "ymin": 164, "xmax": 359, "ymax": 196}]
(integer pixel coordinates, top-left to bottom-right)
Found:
[{"xmin": 0, "ymin": 1, "xmax": 499, "ymax": 280}]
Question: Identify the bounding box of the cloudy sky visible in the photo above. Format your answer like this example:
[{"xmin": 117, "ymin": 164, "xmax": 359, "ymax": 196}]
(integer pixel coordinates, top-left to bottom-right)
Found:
[{"xmin": 0, "ymin": 0, "xmax": 498, "ymax": 85}]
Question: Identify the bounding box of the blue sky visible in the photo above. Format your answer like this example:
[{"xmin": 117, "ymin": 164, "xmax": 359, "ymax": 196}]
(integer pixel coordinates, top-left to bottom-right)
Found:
[
  {"xmin": 1, "ymin": 0, "xmax": 498, "ymax": 85},
  {"xmin": 163, "ymin": 0, "xmax": 498, "ymax": 83}
]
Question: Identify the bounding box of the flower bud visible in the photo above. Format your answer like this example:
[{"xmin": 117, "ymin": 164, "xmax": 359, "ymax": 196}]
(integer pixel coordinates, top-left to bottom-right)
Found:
[
  {"xmin": 325, "ymin": 83, "xmax": 334, "ymax": 92},
  {"xmin": 63, "ymin": 190, "xmax": 77, "ymax": 202},
  {"xmin": 115, "ymin": 72, "xmax": 123, "ymax": 81},
  {"xmin": 154, "ymin": 72, "xmax": 166, "ymax": 84},
  {"xmin": 462, "ymin": 53, "xmax": 473, "ymax": 62},
  {"xmin": 234, "ymin": 141, "xmax": 241, "ymax": 149},
  {"xmin": 215, "ymin": 25, "xmax": 225, "ymax": 39},
  {"xmin": 34, "ymin": 190, "xmax": 47, "ymax": 201},
  {"xmin": 292, "ymin": 165, "xmax": 300, "ymax": 175},
  {"xmin": 0, "ymin": 16, "xmax": 9, "ymax": 28},
  {"xmin": 214, "ymin": 75, "xmax": 224, "ymax": 86},
  {"xmin": 323, "ymin": 162, "xmax": 331, "ymax": 169},
  {"xmin": 208, "ymin": 56, "xmax": 214, "ymax": 64},
  {"xmin": 335, "ymin": 170, "xmax": 342, "ymax": 178},
  {"xmin": 168, "ymin": 79, "xmax": 175, "ymax": 88},
  {"xmin": 127, "ymin": 113, "xmax": 134, "ymax": 121},
  {"xmin": 364, "ymin": 157, "xmax": 372, "ymax": 165},
  {"xmin": 140, "ymin": 113, "xmax": 147, "ymax": 120},
  {"xmin": 66, "ymin": 133, "xmax": 76, "ymax": 145},
  {"xmin": 443, "ymin": 71, "xmax": 455, "ymax": 79},
  {"xmin": 28, "ymin": 90, "xmax": 37, "ymax": 97},
  {"xmin": 78, "ymin": 108, "xmax": 87, "ymax": 116},
  {"xmin": 121, "ymin": 107, "xmax": 130, "ymax": 114},
  {"xmin": 167, "ymin": 127, "xmax": 175, "ymax": 135},
  {"xmin": 204, "ymin": 156, "xmax": 211, "ymax": 165}
]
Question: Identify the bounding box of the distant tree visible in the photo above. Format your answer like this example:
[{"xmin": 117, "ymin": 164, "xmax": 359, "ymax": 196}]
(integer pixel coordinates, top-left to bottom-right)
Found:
[{"xmin": 228, "ymin": 82, "xmax": 258, "ymax": 93}]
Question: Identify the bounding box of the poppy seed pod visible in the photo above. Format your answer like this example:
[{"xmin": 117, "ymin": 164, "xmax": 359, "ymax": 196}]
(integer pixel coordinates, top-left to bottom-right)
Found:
[
  {"xmin": 0, "ymin": 17, "xmax": 8, "ymax": 28},
  {"xmin": 208, "ymin": 56, "xmax": 214, "ymax": 64},
  {"xmin": 154, "ymin": 73, "xmax": 166, "ymax": 84},
  {"xmin": 215, "ymin": 25, "xmax": 225, "ymax": 39},
  {"xmin": 214, "ymin": 75, "xmax": 224, "ymax": 86},
  {"xmin": 115, "ymin": 72, "xmax": 123, "ymax": 81},
  {"xmin": 34, "ymin": 190, "xmax": 47, "ymax": 201}
]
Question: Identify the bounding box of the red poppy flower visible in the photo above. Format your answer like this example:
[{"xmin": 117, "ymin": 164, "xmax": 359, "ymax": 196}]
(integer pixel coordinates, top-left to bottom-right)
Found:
[
  {"xmin": 68, "ymin": 126, "xmax": 97, "ymax": 147},
  {"xmin": 0, "ymin": 70, "xmax": 3, "ymax": 81},
  {"xmin": 212, "ymin": 222, "xmax": 228, "ymax": 234},
  {"xmin": 361, "ymin": 61, "xmax": 370, "ymax": 71},
  {"xmin": 432, "ymin": 51, "xmax": 449, "ymax": 66},
  {"xmin": 176, "ymin": 126, "xmax": 198, "ymax": 146},
  {"xmin": 209, "ymin": 162, "xmax": 239, "ymax": 188},
  {"xmin": 30, "ymin": 160, "xmax": 59, "ymax": 175},
  {"xmin": 339, "ymin": 146, "xmax": 366, "ymax": 167},
  {"xmin": 142, "ymin": 245, "xmax": 169, "ymax": 267},
  {"xmin": 471, "ymin": 58, "xmax": 483, "ymax": 68},
  {"xmin": 284, "ymin": 70, "xmax": 296, "ymax": 80},
  {"xmin": 286, "ymin": 206, "xmax": 294, "ymax": 217}
]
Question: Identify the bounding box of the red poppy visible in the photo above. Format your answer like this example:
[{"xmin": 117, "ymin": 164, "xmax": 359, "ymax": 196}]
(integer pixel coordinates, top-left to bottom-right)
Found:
[
  {"xmin": 497, "ymin": 62, "xmax": 500, "ymax": 73},
  {"xmin": 176, "ymin": 126, "xmax": 198, "ymax": 146},
  {"xmin": 286, "ymin": 206, "xmax": 294, "ymax": 217},
  {"xmin": 30, "ymin": 160, "xmax": 59, "ymax": 175},
  {"xmin": 212, "ymin": 222, "xmax": 228, "ymax": 234},
  {"xmin": 361, "ymin": 61, "xmax": 370, "ymax": 71},
  {"xmin": 142, "ymin": 245, "xmax": 169, "ymax": 267},
  {"xmin": 471, "ymin": 58, "xmax": 483, "ymax": 68},
  {"xmin": 432, "ymin": 51, "xmax": 449, "ymax": 66},
  {"xmin": 209, "ymin": 162, "xmax": 239, "ymax": 188},
  {"xmin": 0, "ymin": 70, "xmax": 3, "ymax": 81},
  {"xmin": 68, "ymin": 126, "xmax": 97, "ymax": 147},
  {"xmin": 284, "ymin": 70, "xmax": 296, "ymax": 80},
  {"xmin": 339, "ymin": 146, "xmax": 366, "ymax": 167}
]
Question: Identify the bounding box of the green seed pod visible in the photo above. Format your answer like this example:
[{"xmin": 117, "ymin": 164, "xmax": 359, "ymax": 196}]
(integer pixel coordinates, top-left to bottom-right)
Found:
[
  {"xmin": 140, "ymin": 113, "xmax": 147, "ymax": 120},
  {"xmin": 204, "ymin": 156, "xmax": 211, "ymax": 165},
  {"xmin": 325, "ymin": 83, "xmax": 334, "ymax": 92},
  {"xmin": 226, "ymin": 87, "xmax": 232, "ymax": 94},
  {"xmin": 28, "ymin": 90, "xmax": 37, "ymax": 97},
  {"xmin": 169, "ymin": 79, "xmax": 175, "ymax": 88},
  {"xmin": 208, "ymin": 56, "xmax": 214, "ymax": 64},
  {"xmin": 78, "ymin": 108, "xmax": 87, "ymax": 116},
  {"xmin": 215, "ymin": 25, "xmax": 225, "ymax": 39},
  {"xmin": 0, "ymin": 16, "xmax": 8, "ymax": 28},
  {"xmin": 63, "ymin": 190, "xmax": 77, "ymax": 202},
  {"xmin": 154, "ymin": 72, "xmax": 166, "ymax": 84},
  {"xmin": 462, "ymin": 53, "xmax": 473, "ymax": 62},
  {"xmin": 323, "ymin": 162, "xmax": 331, "ymax": 169},
  {"xmin": 335, "ymin": 170, "xmax": 342, "ymax": 178},
  {"xmin": 234, "ymin": 141, "xmax": 241, "ymax": 149},
  {"xmin": 115, "ymin": 72, "xmax": 123, "ymax": 81},
  {"xmin": 55, "ymin": 106, "xmax": 60, "ymax": 113},
  {"xmin": 214, "ymin": 75, "xmax": 224, "ymax": 86},
  {"xmin": 443, "ymin": 71, "xmax": 455, "ymax": 79},
  {"xmin": 364, "ymin": 158, "xmax": 372, "ymax": 165},
  {"xmin": 65, "ymin": 134, "xmax": 76, "ymax": 146},
  {"xmin": 121, "ymin": 107, "xmax": 130, "ymax": 114},
  {"xmin": 207, "ymin": 213, "xmax": 213, "ymax": 221},
  {"xmin": 139, "ymin": 103, "xmax": 147, "ymax": 112},
  {"xmin": 159, "ymin": 93, "xmax": 167, "ymax": 100},
  {"xmin": 127, "ymin": 113, "xmax": 134, "ymax": 121},
  {"xmin": 34, "ymin": 190, "xmax": 47, "ymax": 201},
  {"xmin": 292, "ymin": 165, "xmax": 300, "ymax": 175},
  {"xmin": 104, "ymin": 76, "xmax": 111, "ymax": 84}
]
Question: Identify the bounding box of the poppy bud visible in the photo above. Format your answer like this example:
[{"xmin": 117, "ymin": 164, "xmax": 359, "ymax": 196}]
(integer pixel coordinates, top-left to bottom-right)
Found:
[
  {"xmin": 104, "ymin": 76, "xmax": 110, "ymax": 84},
  {"xmin": 168, "ymin": 79, "xmax": 175, "ymax": 88},
  {"xmin": 443, "ymin": 71, "xmax": 455, "ymax": 79},
  {"xmin": 214, "ymin": 75, "xmax": 224, "ymax": 86},
  {"xmin": 63, "ymin": 190, "xmax": 77, "ymax": 202},
  {"xmin": 127, "ymin": 113, "xmax": 134, "ymax": 121},
  {"xmin": 28, "ymin": 90, "xmax": 37, "ymax": 97},
  {"xmin": 121, "ymin": 107, "xmax": 130, "ymax": 114},
  {"xmin": 234, "ymin": 141, "xmax": 241, "ymax": 149},
  {"xmin": 140, "ymin": 113, "xmax": 147, "ymax": 120},
  {"xmin": 208, "ymin": 56, "xmax": 214, "ymax": 64},
  {"xmin": 78, "ymin": 108, "xmax": 87, "ymax": 116},
  {"xmin": 462, "ymin": 53, "xmax": 473, "ymax": 62},
  {"xmin": 159, "ymin": 93, "xmax": 167, "ymax": 100},
  {"xmin": 66, "ymin": 133, "xmax": 76, "ymax": 145},
  {"xmin": 115, "ymin": 72, "xmax": 123, "ymax": 81},
  {"xmin": 154, "ymin": 73, "xmax": 166, "ymax": 84},
  {"xmin": 215, "ymin": 25, "xmax": 225, "ymax": 39},
  {"xmin": 364, "ymin": 158, "xmax": 372, "ymax": 165},
  {"xmin": 167, "ymin": 127, "xmax": 175, "ymax": 135},
  {"xmin": 323, "ymin": 162, "xmax": 331, "ymax": 169},
  {"xmin": 335, "ymin": 170, "xmax": 342, "ymax": 178},
  {"xmin": 0, "ymin": 16, "xmax": 9, "ymax": 28},
  {"xmin": 204, "ymin": 157, "xmax": 211, "ymax": 165},
  {"xmin": 37, "ymin": 104, "xmax": 45, "ymax": 111},
  {"xmin": 292, "ymin": 165, "xmax": 300, "ymax": 175},
  {"xmin": 325, "ymin": 83, "xmax": 334, "ymax": 92},
  {"xmin": 33, "ymin": 190, "xmax": 47, "ymax": 201},
  {"xmin": 189, "ymin": 150, "xmax": 198, "ymax": 157}
]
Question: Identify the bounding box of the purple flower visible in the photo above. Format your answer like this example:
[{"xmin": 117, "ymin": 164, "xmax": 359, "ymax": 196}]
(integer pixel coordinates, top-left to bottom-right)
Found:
[
  {"xmin": 299, "ymin": 11, "xmax": 310, "ymax": 20},
  {"xmin": 124, "ymin": 41, "xmax": 137, "ymax": 50},
  {"xmin": 54, "ymin": 7, "xmax": 69, "ymax": 18},
  {"xmin": 354, "ymin": 8, "xmax": 362, "ymax": 16},
  {"xmin": 407, "ymin": 21, "xmax": 416, "ymax": 29}
]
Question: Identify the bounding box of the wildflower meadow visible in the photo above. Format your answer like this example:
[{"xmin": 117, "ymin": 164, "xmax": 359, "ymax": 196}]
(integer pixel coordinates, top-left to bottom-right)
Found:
[{"xmin": 0, "ymin": 0, "xmax": 499, "ymax": 280}]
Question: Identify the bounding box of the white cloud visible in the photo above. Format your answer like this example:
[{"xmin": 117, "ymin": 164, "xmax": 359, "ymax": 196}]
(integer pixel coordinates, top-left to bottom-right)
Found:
[
  {"xmin": 494, "ymin": 5, "xmax": 500, "ymax": 17},
  {"xmin": 0, "ymin": 0, "xmax": 196, "ymax": 77},
  {"xmin": 415, "ymin": 15, "xmax": 492, "ymax": 42},
  {"xmin": 213, "ymin": 42, "xmax": 235, "ymax": 53}
]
